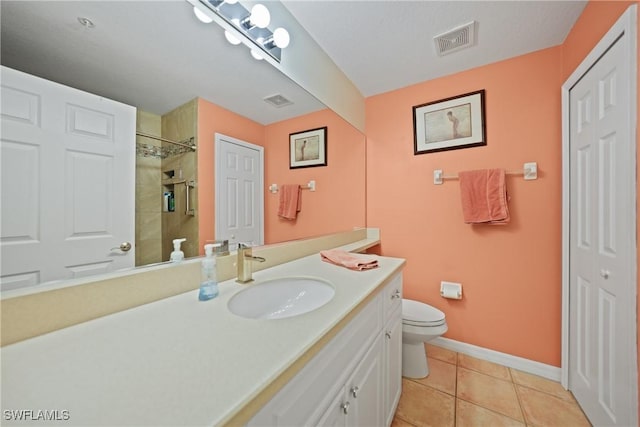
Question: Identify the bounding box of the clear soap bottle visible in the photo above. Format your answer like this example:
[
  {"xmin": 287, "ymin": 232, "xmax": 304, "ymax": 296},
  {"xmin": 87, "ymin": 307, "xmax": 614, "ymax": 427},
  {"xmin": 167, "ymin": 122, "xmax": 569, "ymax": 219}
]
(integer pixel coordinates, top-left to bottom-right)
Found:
[
  {"xmin": 198, "ymin": 244, "xmax": 219, "ymax": 301},
  {"xmin": 170, "ymin": 238, "xmax": 186, "ymax": 262}
]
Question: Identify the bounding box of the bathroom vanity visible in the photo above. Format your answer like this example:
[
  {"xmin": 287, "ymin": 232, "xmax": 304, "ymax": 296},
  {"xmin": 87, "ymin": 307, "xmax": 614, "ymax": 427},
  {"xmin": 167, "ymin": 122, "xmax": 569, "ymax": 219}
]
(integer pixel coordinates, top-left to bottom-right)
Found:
[
  {"xmin": 247, "ymin": 272, "xmax": 403, "ymax": 426},
  {"xmin": 1, "ymin": 247, "xmax": 405, "ymax": 426}
]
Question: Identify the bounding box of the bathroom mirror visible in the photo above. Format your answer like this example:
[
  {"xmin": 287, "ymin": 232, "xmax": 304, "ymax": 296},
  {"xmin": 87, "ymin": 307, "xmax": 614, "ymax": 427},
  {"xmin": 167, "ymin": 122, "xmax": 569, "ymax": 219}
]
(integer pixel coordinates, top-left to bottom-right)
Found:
[{"xmin": 0, "ymin": 1, "xmax": 366, "ymax": 290}]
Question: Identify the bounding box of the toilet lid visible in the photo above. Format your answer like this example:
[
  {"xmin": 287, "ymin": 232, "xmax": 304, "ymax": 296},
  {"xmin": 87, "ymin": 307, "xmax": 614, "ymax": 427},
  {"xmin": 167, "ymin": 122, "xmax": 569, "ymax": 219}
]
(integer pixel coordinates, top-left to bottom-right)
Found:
[{"xmin": 402, "ymin": 299, "xmax": 446, "ymax": 326}]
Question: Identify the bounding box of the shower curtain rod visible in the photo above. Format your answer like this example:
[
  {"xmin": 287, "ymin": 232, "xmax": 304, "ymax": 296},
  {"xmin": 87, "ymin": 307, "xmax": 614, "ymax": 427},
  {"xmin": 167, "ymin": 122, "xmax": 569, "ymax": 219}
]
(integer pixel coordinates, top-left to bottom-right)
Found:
[{"xmin": 136, "ymin": 131, "xmax": 196, "ymax": 151}]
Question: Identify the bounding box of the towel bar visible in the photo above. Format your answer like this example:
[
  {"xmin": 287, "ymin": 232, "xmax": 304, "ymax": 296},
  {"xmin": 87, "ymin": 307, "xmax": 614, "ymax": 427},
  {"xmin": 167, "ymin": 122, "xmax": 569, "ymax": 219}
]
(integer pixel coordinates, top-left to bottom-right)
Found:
[
  {"xmin": 433, "ymin": 162, "xmax": 537, "ymax": 185},
  {"xmin": 269, "ymin": 180, "xmax": 316, "ymax": 193}
]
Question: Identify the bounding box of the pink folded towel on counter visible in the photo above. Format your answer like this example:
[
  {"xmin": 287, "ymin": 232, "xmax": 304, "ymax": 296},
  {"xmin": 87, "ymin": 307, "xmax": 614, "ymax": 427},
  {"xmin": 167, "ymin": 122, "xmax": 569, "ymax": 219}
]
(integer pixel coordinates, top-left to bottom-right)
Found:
[
  {"xmin": 278, "ymin": 184, "xmax": 302, "ymax": 220},
  {"xmin": 459, "ymin": 169, "xmax": 510, "ymax": 225},
  {"xmin": 320, "ymin": 249, "xmax": 379, "ymax": 271}
]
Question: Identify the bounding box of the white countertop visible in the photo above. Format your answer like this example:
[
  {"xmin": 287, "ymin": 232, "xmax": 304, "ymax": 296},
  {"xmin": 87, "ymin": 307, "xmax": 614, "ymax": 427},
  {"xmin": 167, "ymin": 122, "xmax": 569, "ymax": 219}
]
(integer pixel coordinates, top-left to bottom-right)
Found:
[{"xmin": 1, "ymin": 249, "xmax": 404, "ymax": 426}]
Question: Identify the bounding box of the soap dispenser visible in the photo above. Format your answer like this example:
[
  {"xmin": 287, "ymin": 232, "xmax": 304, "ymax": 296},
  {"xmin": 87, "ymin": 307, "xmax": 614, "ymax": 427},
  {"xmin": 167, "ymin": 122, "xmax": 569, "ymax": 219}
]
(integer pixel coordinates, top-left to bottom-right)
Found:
[
  {"xmin": 170, "ymin": 238, "xmax": 186, "ymax": 262},
  {"xmin": 199, "ymin": 244, "xmax": 219, "ymax": 301}
]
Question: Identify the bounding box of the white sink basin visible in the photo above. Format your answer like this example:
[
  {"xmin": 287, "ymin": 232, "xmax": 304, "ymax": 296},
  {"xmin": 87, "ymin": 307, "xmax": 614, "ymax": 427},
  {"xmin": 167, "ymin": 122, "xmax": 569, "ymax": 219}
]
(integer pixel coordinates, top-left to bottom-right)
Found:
[{"xmin": 228, "ymin": 277, "xmax": 335, "ymax": 320}]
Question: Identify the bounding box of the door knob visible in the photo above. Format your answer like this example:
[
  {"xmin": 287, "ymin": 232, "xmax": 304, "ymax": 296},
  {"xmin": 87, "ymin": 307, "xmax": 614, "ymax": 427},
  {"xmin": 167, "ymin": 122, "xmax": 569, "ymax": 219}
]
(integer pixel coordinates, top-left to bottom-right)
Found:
[{"xmin": 111, "ymin": 242, "xmax": 132, "ymax": 252}]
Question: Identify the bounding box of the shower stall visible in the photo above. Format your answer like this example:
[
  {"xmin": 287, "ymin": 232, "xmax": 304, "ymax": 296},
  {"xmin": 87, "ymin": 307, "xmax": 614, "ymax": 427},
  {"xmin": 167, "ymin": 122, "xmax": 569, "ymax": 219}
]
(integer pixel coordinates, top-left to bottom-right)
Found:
[{"xmin": 135, "ymin": 99, "xmax": 199, "ymax": 266}]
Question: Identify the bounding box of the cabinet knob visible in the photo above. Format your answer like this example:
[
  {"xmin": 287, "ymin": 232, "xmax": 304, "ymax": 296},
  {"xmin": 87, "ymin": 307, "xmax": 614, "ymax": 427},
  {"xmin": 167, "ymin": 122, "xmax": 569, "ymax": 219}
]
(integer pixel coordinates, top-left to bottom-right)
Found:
[
  {"xmin": 391, "ymin": 289, "xmax": 401, "ymax": 299},
  {"xmin": 341, "ymin": 401, "xmax": 350, "ymax": 415},
  {"xmin": 385, "ymin": 331, "xmax": 392, "ymax": 339},
  {"xmin": 600, "ymin": 269, "xmax": 611, "ymax": 279},
  {"xmin": 350, "ymin": 386, "xmax": 359, "ymax": 398}
]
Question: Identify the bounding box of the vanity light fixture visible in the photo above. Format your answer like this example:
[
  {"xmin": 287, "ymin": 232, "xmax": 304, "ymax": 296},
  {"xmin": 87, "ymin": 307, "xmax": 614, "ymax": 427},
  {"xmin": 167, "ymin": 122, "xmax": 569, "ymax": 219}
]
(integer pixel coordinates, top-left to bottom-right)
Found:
[{"xmin": 188, "ymin": 0, "xmax": 291, "ymax": 62}]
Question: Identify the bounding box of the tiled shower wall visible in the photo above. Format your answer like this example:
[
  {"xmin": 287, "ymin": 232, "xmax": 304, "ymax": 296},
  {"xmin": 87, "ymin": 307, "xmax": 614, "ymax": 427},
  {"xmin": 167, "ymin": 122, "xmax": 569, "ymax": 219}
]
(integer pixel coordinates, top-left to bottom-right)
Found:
[
  {"xmin": 135, "ymin": 99, "xmax": 198, "ymax": 266},
  {"xmin": 135, "ymin": 110, "xmax": 163, "ymax": 266},
  {"xmin": 161, "ymin": 99, "xmax": 199, "ymax": 260}
]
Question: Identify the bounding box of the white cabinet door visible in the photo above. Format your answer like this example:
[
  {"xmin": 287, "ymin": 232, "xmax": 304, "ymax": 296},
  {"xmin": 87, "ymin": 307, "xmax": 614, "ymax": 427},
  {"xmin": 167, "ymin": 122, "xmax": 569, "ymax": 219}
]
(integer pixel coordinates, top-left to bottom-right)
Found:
[
  {"xmin": 384, "ymin": 311, "xmax": 403, "ymax": 426},
  {"xmin": 247, "ymin": 292, "xmax": 382, "ymax": 427},
  {"xmin": 318, "ymin": 335, "xmax": 384, "ymax": 427},
  {"xmin": 316, "ymin": 390, "xmax": 348, "ymax": 427},
  {"xmin": 1, "ymin": 66, "xmax": 135, "ymax": 290},
  {"xmin": 347, "ymin": 334, "xmax": 384, "ymax": 427}
]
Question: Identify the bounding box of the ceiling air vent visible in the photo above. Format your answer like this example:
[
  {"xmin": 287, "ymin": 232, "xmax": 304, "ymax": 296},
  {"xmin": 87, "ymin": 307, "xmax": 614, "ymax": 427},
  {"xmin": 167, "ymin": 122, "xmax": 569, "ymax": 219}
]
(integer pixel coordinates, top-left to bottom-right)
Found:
[
  {"xmin": 433, "ymin": 21, "xmax": 476, "ymax": 56},
  {"xmin": 263, "ymin": 94, "xmax": 293, "ymax": 108}
]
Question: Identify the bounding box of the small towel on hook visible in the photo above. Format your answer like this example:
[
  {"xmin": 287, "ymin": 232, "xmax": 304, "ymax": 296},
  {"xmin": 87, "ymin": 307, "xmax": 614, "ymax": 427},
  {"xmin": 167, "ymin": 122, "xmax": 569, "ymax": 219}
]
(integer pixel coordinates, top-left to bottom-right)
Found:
[
  {"xmin": 320, "ymin": 249, "xmax": 379, "ymax": 271},
  {"xmin": 459, "ymin": 169, "xmax": 510, "ymax": 224},
  {"xmin": 278, "ymin": 184, "xmax": 302, "ymax": 220}
]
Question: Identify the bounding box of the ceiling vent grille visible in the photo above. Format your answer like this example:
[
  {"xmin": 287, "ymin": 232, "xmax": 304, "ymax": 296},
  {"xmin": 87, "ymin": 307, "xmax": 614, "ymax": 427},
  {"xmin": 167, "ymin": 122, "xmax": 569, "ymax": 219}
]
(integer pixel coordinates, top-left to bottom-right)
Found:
[
  {"xmin": 433, "ymin": 21, "xmax": 476, "ymax": 56},
  {"xmin": 263, "ymin": 94, "xmax": 293, "ymax": 108}
]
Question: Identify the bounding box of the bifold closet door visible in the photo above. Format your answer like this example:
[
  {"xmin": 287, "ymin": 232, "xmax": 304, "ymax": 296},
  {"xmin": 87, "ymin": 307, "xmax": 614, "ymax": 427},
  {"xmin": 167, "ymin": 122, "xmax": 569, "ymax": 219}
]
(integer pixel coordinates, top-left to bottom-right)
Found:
[{"xmin": 568, "ymin": 26, "xmax": 635, "ymax": 426}]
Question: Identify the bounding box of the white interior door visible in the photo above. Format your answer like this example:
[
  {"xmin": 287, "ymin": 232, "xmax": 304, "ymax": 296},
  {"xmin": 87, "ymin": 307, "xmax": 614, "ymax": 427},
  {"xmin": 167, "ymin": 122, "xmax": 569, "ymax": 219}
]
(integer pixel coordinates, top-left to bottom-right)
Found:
[
  {"xmin": 0, "ymin": 66, "xmax": 136, "ymax": 291},
  {"xmin": 567, "ymin": 10, "xmax": 637, "ymax": 425},
  {"xmin": 215, "ymin": 133, "xmax": 264, "ymax": 251}
]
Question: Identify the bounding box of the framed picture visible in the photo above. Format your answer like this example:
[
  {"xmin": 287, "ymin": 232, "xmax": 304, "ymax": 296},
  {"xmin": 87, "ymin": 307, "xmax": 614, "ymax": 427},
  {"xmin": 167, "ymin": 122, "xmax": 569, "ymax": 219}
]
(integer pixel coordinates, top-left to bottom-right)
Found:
[
  {"xmin": 289, "ymin": 126, "xmax": 327, "ymax": 169},
  {"xmin": 413, "ymin": 90, "xmax": 486, "ymax": 155}
]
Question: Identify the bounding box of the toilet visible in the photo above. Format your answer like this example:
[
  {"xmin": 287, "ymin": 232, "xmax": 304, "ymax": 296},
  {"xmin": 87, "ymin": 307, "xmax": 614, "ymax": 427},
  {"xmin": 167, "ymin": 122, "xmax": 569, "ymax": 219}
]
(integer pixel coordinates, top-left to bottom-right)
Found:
[{"xmin": 401, "ymin": 299, "xmax": 448, "ymax": 378}]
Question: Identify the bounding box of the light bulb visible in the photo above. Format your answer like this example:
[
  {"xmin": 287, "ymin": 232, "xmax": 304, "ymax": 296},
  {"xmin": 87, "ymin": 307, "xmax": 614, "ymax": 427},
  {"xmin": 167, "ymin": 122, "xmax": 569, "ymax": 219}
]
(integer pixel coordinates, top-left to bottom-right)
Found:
[
  {"xmin": 273, "ymin": 28, "xmax": 290, "ymax": 48},
  {"xmin": 193, "ymin": 6, "xmax": 213, "ymax": 23},
  {"xmin": 225, "ymin": 30, "xmax": 241, "ymax": 45},
  {"xmin": 251, "ymin": 50, "xmax": 264, "ymax": 60},
  {"xmin": 250, "ymin": 4, "xmax": 270, "ymax": 29},
  {"xmin": 224, "ymin": 18, "xmax": 241, "ymax": 45}
]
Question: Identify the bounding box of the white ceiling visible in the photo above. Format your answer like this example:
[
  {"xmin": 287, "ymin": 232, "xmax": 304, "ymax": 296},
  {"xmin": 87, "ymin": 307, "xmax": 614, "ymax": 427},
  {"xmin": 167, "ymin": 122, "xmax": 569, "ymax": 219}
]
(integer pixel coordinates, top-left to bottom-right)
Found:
[
  {"xmin": 1, "ymin": 1, "xmax": 587, "ymax": 124},
  {"xmin": 283, "ymin": 0, "xmax": 587, "ymax": 97},
  {"xmin": 0, "ymin": 1, "xmax": 325, "ymax": 123}
]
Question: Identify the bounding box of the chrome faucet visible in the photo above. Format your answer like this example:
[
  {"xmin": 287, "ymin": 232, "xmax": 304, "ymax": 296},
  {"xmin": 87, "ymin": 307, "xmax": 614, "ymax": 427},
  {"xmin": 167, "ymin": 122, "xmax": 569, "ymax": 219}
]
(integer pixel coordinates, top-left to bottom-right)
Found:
[{"xmin": 236, "ymin": 243, "xmax": 266, "ymax": 283}]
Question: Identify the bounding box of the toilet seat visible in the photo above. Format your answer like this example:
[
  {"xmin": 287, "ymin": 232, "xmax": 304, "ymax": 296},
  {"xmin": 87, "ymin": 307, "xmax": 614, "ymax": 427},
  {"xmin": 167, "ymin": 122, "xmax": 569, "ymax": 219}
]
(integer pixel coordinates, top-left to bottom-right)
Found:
[{"xmin": 402, "ymin": 299, "xmax": 446, "ymax": 327}]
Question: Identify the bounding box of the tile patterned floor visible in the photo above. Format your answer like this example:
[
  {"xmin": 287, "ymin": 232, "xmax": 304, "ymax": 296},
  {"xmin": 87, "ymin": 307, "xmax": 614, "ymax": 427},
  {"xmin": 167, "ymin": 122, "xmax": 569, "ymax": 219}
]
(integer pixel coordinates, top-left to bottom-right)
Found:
[{"xmin": 392, "ymin": 344, "xmax": 592, "ymax": 427}]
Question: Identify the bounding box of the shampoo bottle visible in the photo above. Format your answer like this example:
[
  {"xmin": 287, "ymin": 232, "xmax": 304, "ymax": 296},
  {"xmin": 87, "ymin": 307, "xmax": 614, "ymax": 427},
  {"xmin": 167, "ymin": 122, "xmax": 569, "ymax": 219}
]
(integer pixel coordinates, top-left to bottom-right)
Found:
[
  {"xmin": 199, "ymin": 244, "xmax": 219, "ymax": 301},
  {"xmin": 170, "ymin": 238, "xmax": 186, "ymax": 262}
]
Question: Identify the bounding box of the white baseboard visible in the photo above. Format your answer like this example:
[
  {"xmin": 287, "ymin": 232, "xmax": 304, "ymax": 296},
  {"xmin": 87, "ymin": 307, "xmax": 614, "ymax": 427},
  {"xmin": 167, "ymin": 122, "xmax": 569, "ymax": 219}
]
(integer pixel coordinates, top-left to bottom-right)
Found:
[{"xmin": 431, "ymin": 337, "xmax": 562, "ymax": 382}]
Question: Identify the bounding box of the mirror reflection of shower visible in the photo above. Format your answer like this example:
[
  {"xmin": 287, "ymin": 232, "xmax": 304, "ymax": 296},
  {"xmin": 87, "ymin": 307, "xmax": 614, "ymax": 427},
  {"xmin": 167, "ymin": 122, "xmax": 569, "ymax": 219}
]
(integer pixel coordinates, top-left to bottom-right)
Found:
[{"xmin": 135, "ymin": 99, "xmax": 198, "ymax": 266}]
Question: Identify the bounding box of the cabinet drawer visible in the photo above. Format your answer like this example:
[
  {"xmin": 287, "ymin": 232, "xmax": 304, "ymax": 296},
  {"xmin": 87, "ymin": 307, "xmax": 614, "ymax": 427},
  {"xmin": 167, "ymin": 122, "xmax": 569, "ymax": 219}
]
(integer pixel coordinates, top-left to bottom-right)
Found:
[{"xmin": 383, "ymin": 272, "xmax": 403, "ymax": 316}]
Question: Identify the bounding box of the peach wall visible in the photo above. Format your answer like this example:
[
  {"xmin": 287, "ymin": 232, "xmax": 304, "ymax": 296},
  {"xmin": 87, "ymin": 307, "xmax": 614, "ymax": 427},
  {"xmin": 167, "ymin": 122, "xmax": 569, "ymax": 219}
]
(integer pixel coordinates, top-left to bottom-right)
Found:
[
  {"xmin": 366, "ymin": 47, "xmax": 564, "ymax": 366},
  {"xmin": 197, "ymin": 98, "xmax": 265, "ymax": 253},
  {"xmin": 197, "ymin": 99, "xmax": 366, "ymax": 252},
  {"xmin": 561, "ymin": 1, "xmax": 634, "ymax": 80},
  {"xmin": 264, "ymin": 109, "xmax": 366, "ymax": 243}
]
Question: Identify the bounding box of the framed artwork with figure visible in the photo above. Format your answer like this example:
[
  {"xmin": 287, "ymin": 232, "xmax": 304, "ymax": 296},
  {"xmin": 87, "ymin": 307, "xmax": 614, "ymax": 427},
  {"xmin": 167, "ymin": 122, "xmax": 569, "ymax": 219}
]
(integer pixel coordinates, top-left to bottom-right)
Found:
[
  {"xmin": 413, "ymin": 90, "xmax": 486, "ymax": 155},
  {"xmin": 289, "ymin": 126, "xmax": 327, "ymax": 169}
]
